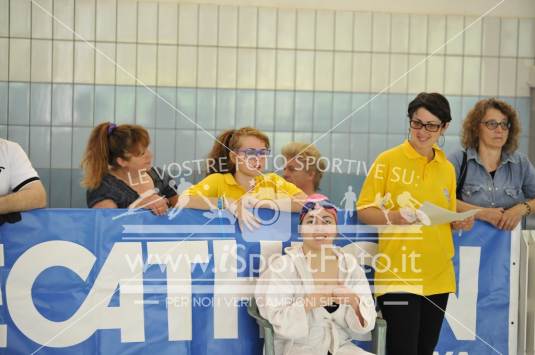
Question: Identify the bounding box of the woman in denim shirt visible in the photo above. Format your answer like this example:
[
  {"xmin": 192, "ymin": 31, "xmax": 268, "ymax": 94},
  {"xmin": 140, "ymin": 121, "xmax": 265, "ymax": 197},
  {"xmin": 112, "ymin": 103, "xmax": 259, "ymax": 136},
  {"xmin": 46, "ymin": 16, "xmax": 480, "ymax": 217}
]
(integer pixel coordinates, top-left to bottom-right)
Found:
[{"xmin": 449, "ymin": 98, "xmax": 535, "ymax": 230}]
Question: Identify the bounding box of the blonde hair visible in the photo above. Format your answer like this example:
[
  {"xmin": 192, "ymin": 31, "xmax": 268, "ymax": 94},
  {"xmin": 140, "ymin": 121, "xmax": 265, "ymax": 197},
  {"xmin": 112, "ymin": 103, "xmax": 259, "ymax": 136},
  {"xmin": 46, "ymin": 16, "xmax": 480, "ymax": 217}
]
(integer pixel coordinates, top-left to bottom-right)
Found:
[{"xmin": 281, "ymin": 142, "xmax": 325, "ymax": 190}]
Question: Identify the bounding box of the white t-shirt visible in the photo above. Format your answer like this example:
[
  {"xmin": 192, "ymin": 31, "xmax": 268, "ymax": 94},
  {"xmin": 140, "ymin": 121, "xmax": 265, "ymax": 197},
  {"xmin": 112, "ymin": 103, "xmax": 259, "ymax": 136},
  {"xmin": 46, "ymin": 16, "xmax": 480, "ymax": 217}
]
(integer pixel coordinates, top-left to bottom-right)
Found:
[{"xmin": 0, "ymin": 139, "xmax": 40, "ymax": 196}]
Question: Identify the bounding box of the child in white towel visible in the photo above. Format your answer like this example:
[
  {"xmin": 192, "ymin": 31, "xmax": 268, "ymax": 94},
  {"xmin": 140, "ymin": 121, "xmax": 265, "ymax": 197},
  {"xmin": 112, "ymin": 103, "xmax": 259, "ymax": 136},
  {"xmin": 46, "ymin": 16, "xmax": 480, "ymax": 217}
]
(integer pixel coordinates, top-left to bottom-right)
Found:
[{"xmin": 255, "ymin": 194, "xmax": 376, "ymax": 355}]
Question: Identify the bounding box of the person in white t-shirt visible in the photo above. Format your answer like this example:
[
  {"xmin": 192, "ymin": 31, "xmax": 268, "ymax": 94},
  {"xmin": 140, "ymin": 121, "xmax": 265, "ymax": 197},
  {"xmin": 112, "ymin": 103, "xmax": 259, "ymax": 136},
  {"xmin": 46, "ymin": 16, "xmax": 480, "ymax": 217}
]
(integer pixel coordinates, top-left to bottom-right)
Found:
[{"xmin": 0, "ymin": 138, "xmax": 47, "ymax": 217}]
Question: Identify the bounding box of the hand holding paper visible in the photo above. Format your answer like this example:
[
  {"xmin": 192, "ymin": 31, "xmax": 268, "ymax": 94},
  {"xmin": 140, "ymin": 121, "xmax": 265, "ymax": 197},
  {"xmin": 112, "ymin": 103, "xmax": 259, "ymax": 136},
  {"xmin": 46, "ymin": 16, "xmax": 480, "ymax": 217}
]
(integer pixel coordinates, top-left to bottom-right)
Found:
[{"xmin": 418, "ymin": 201, "xmax": 479, "ymax": 226}]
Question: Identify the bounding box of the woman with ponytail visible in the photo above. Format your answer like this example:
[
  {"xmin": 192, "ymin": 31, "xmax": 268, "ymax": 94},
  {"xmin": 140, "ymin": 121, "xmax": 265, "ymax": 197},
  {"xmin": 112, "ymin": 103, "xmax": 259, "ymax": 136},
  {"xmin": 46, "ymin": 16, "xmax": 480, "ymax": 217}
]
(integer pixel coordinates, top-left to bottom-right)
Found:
[
  {"xmin": 81, "ymin": 122, "xmax": 178, "ymax": 215},
  {"xmin": 182, "ymin": 127, "xmax": 307, "ymax": 229}
]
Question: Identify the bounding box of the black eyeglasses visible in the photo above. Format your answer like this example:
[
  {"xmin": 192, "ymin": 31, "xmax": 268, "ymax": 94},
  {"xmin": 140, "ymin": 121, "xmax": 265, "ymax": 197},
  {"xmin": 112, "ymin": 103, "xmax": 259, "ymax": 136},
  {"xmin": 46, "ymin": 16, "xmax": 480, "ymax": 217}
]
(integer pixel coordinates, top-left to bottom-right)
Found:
[
  {"xmin": 480, "ymin": 120, "xmax": 511, "ymax": 131},
  {"xmin": 409, "ymin": 119, "xmax": 444, "ymax": 132}
]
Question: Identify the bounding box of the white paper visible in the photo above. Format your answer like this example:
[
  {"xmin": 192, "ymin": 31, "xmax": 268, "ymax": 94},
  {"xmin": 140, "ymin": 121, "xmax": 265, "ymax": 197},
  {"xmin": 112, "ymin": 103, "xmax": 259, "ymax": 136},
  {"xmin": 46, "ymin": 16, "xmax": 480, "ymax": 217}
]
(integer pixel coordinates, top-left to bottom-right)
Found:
[{"xmin": 418, "ymin": 201, "xmax": 479, "ymax": 225}]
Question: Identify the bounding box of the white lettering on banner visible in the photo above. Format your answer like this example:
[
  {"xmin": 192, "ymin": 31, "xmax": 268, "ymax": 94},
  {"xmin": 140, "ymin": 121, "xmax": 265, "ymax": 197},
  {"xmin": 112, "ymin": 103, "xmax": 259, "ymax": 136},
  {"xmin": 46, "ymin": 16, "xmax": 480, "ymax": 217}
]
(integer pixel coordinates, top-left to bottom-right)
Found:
[
  {"xmin": 445, "ymin": 247, "xmax": 481, "ymax": 341},
  {"xmin": 6, "ymin": 241, "xmax": 144, "ymax": 347},
  {"xmin": 213, "ymin": 240, "xmax": 243, "ymax": 339},
  {"xmin": 147, "ymin": 241, "xmax": 209, "ymax": 341}
]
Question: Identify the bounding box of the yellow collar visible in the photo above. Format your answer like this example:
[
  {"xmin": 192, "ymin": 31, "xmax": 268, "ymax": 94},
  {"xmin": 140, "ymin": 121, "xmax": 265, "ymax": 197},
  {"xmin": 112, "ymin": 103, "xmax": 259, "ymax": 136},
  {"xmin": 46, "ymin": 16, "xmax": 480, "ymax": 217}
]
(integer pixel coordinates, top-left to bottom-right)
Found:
[{"xmin": 401, "ymin": 140, "xmax": 446, "ymax": 163}]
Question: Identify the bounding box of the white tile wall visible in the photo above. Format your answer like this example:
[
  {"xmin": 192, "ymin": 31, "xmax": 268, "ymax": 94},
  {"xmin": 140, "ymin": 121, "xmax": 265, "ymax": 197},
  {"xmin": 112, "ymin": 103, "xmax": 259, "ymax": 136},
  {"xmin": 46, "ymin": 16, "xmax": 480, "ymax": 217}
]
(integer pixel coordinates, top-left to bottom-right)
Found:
[
  {"xmin": 276, "ymin": 49, "xmax": 295, "ymax": 90},
  {"xmin": 334, "ymin": 11, "xmax": 352, "ymax": 51},
  {"xmin": 480, "ymin": 57, "xmax": 499, "ymax": 96},
  {"xmin": 136, "ymin": 44, "xmax": 156, "ymax": 86},
  {"xmin": 463, "ymin": 16, "xmax": 482, "ymax": 56},
  {"xmin": 462, "ymin": 57, "xmax": 481, "ymax": 96},
  {"xmin": 407, "ymin": 55, "xmax": 426, "ymax": 93},
  {"xmin": 372, "ymin": 13, "xmax": 390, "ymax": 52},
  {"xmin": 157, "ymin": 45, "xmax": 177, "ymax": 87},
  {"xmin": 75, "ymin": 0, "xmax": 95, "ymax": 41},
  {"xmin": 0, "ymin": 0, "xmax": 8, "ymax": 36},
  {"xmin": 426, "ymin": 56, "xmax": 444, "ymax": 92},
  {"xmin": 428, "ymin": 15, "xmax": 446, "ymax": 55},
  {"xmin": 74, "ymin": 41, "xmax": 95, "ymax": 84},
  {"xmin": 370, "ymin": 53, "xmax": 389, "ymax": 92},
  {"xmin": 198, "ymin": 4, "xmax": 218, "ymax": 46},
  {"xmin": 138, "ymin": 2, "xmax": 158, "ymax": 44},
  {"xmin": 482, "ymin": 17, "xmax": 501, "ymax": 57},
  {"xmin": 333, "ymin": 52, "xmax": 352, "ymax": 92},
  {"xmin": 0, "ymin": 38, "xmax": 7, "ymax": 81},
  {"xmin": 316, "ymin": 10, "xmax": 335, "ymax": 51},
  {"xmin": 0, "ymin": 1, "xmax": 534, "ymax": 97},
  {"xmin": 177, "ymin": 45, "xmax": 197, "ymax": 87},
  {"xmin": 236, "ymin": 48, "xmax": 255, "ymax": 88},
  {"xmin": 30, "ymin": 39, "xmax": 52, "ymax": 82},
  {"xmin": 295, "ymin": 50, "xmax": 314, "ymax": 90},
  {"xmin": 238, "ymin": 6, "xmax": 256, "ymax": 47},
  {"xmin": 158, "ymin": 3, "xmax": 178, "ymax": 44},
  {"xmin": 96, "ymin": 0, "xmax": 116, "ymax": 41},
  {"xmin": 54, "ymin": 0, "xmax": 75, "ymax": 40},
  {"xmin": 94, "ymin": 42, "xmax": 115, "ymax": 85},
  {"xmin": 117, "ymin": 0, "xmax": 137, "ymax": 42},
  {"xmin": 314, "ymin": 51, "xmax": 334, "ymax": 91},
  {"xmin": 444, "ymin": 56, "xmax": 462, "ymax": 95},
  {"xmin": 9, "ymin": 39, "xmax": 31, "ymax": 81},
  {"xmin": 391, "ymin": 14, "xmax": 409, "ymax": 53},
  {"xmin": 445, "ymin": 15, "xmax": 464, "ymax": 55},
  {"xmin": 389, "ymin": 54, "xmax": 408, "ymax": 93},
  {"xmin": 258, "ymin": 7, "xmax": 277, "ymax": 48},
  {"xmin": 219, "ymin": 6, "xmax": 238, "ymax": 47},
  {"xmin": 277, "ymin": 9, "xmax": 296, "ymax": 50},
  {"xmin": 352, "ymin": 53, "xmax": 371, "ymax": 92},
  {"xmin": 10, "ymin": 0, "xmax": 30, "ymax": 37},
  {"xmin": 116, "ymin": 43, "xmax": 136, "ymax": 85},
  {"xmin": 409, "ymin": 15, "xmax": 427, "ymax": 54},
  {"xmin": 499, "ymin": 58, "xmax": 517, "ymax": 97},
  {"xmin": 256, "ymin": 48, "xmax": 276, "ymax": 89},
  {"xmin": 296, "ymin": 9, "xmax": 314, "ymax": 50},
  {"xmin": 218, "ymin": 47, "xmax": 237, "ymax": 88},
  {"xmin": 197, "ymin": 46, "xmax": 217, "ymax": 88},
  {"xmin": 32, "ymin": 0, "xmax": 53, "ymax": 39}
]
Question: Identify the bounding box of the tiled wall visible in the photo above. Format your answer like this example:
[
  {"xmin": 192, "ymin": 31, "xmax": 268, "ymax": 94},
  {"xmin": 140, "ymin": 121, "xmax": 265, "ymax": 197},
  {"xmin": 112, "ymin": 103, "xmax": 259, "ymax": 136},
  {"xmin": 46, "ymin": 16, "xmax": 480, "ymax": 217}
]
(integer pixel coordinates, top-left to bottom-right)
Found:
[{"xmin": 0, "ymin": 0, "xmax": 534, "ymax": 207}]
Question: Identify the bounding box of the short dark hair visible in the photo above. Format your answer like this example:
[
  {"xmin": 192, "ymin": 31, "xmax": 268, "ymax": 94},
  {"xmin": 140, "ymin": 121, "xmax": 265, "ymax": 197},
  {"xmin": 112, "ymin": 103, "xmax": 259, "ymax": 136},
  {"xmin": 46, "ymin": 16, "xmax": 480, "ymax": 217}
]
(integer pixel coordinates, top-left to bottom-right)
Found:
[{"xmin": 407, "ymin": 92, "xmax": 452, "ymax": 124}]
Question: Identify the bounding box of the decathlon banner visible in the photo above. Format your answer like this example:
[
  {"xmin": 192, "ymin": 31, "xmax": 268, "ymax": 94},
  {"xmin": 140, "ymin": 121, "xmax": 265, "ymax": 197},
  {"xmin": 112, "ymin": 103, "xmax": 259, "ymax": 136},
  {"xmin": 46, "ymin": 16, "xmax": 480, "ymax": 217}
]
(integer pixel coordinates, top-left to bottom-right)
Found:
[{"xmin": 0, "ymin": 209, "xmax": 518, "ymax": 354}]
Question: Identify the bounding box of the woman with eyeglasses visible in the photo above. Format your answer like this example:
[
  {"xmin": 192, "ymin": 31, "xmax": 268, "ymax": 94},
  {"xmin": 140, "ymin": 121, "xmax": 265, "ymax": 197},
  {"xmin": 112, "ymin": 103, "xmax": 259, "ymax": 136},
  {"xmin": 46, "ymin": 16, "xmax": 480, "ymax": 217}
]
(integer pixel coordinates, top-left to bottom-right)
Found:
[
  {"xmin": 448, "ymin": 98, "xmax": 535, "ymax": 230},
  {"xmin": 180, "ymin": 127, "xmax": 307, "ymax": 230},
  {"xmin": 356, "ymin": 92, "xmax": 474, "ymax": 355}
]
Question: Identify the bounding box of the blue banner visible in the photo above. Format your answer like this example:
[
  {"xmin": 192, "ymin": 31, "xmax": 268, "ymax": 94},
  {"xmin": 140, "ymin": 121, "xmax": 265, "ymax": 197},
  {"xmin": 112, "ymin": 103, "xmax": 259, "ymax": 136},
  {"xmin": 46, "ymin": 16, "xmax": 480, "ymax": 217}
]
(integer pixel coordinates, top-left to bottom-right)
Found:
[{"xmin": 0, "ymin": 209, "xmax": 516, "ymax": 354}]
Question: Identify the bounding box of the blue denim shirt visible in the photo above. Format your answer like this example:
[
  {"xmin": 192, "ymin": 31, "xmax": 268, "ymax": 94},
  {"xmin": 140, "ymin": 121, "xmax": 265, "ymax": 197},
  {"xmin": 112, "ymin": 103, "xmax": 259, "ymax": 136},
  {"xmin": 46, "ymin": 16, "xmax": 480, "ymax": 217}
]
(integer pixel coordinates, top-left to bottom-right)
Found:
[{"xmin": 448, "ymin": 148, "xmax": 535, "ymax": 209}]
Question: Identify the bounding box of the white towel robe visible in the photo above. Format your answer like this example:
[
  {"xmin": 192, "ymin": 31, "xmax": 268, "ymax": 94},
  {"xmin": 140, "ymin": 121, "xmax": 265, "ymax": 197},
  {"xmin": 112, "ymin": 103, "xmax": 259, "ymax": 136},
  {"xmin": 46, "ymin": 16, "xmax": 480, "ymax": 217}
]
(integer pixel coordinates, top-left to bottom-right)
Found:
[{"xmin": 255, "ymin": 245, "xmax": 377, "ymax": 355}]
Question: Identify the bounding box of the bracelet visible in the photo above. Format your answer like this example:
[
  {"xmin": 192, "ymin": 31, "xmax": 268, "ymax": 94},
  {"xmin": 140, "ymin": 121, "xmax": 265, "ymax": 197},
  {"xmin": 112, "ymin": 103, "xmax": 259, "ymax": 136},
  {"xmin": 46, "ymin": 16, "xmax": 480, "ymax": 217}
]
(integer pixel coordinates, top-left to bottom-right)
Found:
[{"xmin": 521, "ymin": 201, "xmax": 532, "ymax": 216}]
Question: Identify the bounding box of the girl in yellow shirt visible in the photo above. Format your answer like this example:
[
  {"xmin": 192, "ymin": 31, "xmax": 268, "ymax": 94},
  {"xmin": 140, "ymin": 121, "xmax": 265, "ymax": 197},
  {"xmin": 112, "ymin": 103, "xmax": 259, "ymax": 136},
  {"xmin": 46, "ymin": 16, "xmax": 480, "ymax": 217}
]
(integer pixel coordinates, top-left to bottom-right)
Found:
[
  {"xmin": 357, "ymin": 93, "xmax": 474, "ymax": 355},
  {"xmin": 181, "ymin": 127, "xmax": 307, "ymax": 230}
]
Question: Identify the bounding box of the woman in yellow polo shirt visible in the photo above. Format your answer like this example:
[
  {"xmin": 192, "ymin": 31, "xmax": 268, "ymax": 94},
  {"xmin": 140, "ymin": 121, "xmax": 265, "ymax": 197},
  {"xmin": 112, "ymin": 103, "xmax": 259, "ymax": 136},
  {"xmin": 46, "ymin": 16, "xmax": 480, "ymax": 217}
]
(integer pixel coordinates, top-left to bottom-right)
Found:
[
  {"xmin": 357, "ymin": 93, "xmax": 474, "ymax": 355},
  {"xmin": 181, "ymin": 127, "xmax": 307, "ymax": 230}
]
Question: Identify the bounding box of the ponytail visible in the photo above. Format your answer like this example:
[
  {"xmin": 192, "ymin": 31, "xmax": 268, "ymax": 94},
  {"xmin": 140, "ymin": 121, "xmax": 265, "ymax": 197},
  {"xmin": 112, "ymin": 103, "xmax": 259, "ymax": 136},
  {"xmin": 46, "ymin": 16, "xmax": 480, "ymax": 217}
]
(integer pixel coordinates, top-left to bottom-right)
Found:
[
  {"xmin": 81, "ymin": 122, "xmax": 150, "ymax": 189},
  {"xmin": 206, "ymin": 127, "xmax": 270, "ymax": 176}
]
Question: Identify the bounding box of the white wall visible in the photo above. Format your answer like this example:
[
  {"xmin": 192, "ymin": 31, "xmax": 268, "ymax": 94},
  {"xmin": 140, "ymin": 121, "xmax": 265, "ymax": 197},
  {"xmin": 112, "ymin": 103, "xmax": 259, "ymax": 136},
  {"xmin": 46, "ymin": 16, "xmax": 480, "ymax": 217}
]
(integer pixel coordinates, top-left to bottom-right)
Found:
[{"xmin": 163, "ymin": 0, "xmax": 535, "ymax": 18}]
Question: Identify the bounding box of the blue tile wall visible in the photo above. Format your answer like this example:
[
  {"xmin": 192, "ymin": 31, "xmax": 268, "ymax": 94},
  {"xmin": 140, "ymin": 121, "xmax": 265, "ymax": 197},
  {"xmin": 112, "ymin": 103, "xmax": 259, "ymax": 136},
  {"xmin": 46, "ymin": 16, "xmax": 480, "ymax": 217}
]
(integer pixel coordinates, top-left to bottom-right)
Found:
[{"xmin": 0, "ymin": 81, "xmax": 532, "ymax": 207}]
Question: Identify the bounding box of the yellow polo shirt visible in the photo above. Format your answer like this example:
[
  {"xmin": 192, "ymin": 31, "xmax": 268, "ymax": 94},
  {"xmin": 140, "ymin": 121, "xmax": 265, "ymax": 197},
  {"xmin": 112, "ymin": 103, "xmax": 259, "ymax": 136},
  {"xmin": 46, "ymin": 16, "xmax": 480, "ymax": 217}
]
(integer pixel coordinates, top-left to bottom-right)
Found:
[
  {"xmin": 184, "ymin": 172, "xmax": 303, "ymax": 201},
  {"xmin": 357, "ymin": 140, "xmax": 457, "ymax": 296}
]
